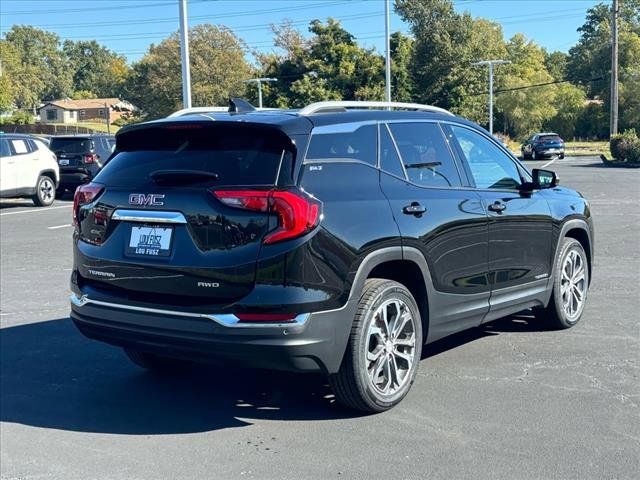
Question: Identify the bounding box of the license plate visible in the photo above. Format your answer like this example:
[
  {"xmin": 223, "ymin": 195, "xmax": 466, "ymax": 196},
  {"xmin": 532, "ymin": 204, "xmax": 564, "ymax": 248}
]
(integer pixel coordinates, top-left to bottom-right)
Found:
[
  {"xmin": 126, "ymin": 226, "xmax": 173, "ymax": 257},
  {"xmin": 58, "ymin": 159, "xmax": 69, "ymax": 166}
]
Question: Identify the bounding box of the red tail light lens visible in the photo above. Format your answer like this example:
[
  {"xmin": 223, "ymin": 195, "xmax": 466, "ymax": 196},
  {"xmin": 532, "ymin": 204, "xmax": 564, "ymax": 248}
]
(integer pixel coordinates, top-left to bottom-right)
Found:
[
  {"xmin": 83, "ymin": 153, "xmax": 98, "ymax": 164},
  {"xmin": 236, "ymin": 313, "xmax": 298, "ymax": 323},
  {"xmin": 73, "ymin": 182, "xmax": 104, "ymax": 225},
  {"xmin": 212, "ymin": 189, "xmax": 321, "ymax": 244}
]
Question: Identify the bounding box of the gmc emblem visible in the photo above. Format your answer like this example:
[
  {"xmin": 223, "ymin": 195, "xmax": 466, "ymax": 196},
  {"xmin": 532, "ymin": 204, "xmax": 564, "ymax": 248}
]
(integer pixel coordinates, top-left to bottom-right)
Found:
[{"xmin": 129, "ymin": 193, "xmax": 165, "ymax": 206}]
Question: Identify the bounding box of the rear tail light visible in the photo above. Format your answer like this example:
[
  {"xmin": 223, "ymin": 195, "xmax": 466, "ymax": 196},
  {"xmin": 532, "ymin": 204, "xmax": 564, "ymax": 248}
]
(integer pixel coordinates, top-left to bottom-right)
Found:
[
  {"xmin": 235, "ymin": 313, "xmax": 298, "ymax": 323},
  {"xmin": 211, "ymin": 189, "xmax": 321, "ymax": 244},
  {"xmin": 83, "ymin": 153, "xmax": 98, "ymax": 164},
  {"xmin": 73, "ymin": 182, "xmax": 104, "ymax": 225}
]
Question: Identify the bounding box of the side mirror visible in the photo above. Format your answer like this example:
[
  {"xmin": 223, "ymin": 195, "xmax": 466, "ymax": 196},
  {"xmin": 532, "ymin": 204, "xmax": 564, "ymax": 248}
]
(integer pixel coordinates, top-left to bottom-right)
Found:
[{"xmin": 531, "ymin": 168, "xmax": 559, "ymax": 189}]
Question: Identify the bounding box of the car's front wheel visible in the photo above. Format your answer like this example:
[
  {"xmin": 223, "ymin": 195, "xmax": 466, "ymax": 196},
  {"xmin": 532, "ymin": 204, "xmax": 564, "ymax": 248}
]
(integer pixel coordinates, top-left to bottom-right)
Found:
[
  {"xmin": 330, "ymin": 279, "xmax": 423, "ymax": 413},
  {"xmin": 536, "ymin": 238, "xmax": 589, "ymax": 329},
  {"xmin": 32, "ymin": 175, "xmax": 55, "ymax": 207}
]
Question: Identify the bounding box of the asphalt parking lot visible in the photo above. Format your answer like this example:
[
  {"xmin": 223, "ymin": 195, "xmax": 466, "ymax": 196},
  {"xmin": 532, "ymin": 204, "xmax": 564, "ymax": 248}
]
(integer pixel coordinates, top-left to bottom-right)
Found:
[{"xmin": 1, "ymin": 156, "xmax": 638, "ymax": 480}]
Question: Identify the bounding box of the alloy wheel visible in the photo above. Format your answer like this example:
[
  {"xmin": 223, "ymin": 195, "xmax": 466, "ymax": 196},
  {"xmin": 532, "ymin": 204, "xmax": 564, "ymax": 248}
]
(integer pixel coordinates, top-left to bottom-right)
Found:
[
  {"xmin": 365, "ymin": 299, "xmax": 417, "ymax": 396},
  {"xmin": 560, "ymin": 249, "xmax": 587, "ymax": 321}
]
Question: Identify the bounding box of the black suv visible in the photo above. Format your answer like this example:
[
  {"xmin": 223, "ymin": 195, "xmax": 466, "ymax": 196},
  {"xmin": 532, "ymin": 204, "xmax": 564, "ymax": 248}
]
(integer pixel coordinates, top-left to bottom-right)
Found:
[
  {"xmin": 521, "ymin": 132, "xmax": 565, "ymax": 160},
  {"xmin": 50, "ymin": 134, "xmax": 115, "ymax": 192},
  {"xmin": 69, "ymin": 101, "xmax": 593, "ymax": 412}
]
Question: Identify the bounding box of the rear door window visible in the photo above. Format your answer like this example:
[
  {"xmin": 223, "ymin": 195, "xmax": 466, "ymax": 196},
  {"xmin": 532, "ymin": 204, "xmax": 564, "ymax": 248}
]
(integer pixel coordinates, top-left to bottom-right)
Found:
[
  {"xmin": 379, "ymin": 124, "xmax": 405, "ymax": 178},
  {"xmin": 96, "ymin": 123, "xmax": 295, "ymax": 188},
  {"xmin": 388, "ymin": 122, "xmax": 461, "ymax": 188},
  {"xmin": 49, "ymin": 138, "xmax": 93, "ymax": 154},
  {"xmin": 305, "ymin": 123, "xmax": 377, "ymax": 166},
  {"xmin": 10, "ymin": 139, "xmax": 29, "ymax": 155}
]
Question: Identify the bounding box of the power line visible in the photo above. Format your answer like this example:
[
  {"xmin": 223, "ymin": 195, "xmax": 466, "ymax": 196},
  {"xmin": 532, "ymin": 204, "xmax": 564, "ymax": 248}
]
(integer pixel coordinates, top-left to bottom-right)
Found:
[{"xmin": 469, "ymin": 76, "xmax": 605, "ymax": 96}]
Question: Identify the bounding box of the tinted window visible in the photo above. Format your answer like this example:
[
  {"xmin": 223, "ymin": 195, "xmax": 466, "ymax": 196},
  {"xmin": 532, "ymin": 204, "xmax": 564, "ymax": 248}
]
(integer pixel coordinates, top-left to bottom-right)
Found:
[
  {"xmin": 538, "ymin": 134, "xmax": 562, "ymax": 142},
  {"xmin": 306, "ymin": 124, "xmax": 377, "ymax": 166},
  {"xmin": 379, "ymin": 124, "xmax": 405, "ymax": 178},
  {"xmin": 388, "ymin": 122, "xmax": 461, "ymax": 188},
  {"xmin": 0, "ymin": 139, "xmax": 11, "ymax": 157},
  {"xmin": 96, "ymin": 124, "xmax": 293, "ymax": 188},
  {"xmin": 49, "ymin": 138, "xmax": 93, "ymax": 154},
  {"xmin": 450, "ymin": 125, "xmax": 522, "ymax": 190}
]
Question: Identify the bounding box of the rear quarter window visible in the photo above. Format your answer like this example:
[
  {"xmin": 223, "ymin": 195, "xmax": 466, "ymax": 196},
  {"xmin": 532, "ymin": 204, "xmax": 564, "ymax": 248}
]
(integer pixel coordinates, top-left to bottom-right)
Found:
[{"xmin": 305, "ymin": 124, "xmax": 377, "ymax": 166}]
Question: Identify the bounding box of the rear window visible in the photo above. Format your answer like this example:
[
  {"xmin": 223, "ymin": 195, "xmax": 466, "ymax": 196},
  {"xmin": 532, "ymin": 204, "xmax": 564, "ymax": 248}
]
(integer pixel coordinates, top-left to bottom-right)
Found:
[
  {"xmin": 538, "ymin": 135, "xmax": 562, "ymax": 142},
  {"xmin": 96, "ymin": 123, "xmax": 295, "ymax": 188},
  {"xmin": 50, "ymin": 137, "xmax": 93, "ymax": 154}
]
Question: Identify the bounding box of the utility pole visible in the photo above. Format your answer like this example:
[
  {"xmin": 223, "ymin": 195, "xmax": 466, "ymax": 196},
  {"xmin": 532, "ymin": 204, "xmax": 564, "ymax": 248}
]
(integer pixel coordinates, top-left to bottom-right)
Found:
[
  {"xmin": 244, "ymin": 78, "xmax": 277, "ymax": 108},
  {"xmin": 384, "ymin": 0, "xmax": 391, "ymax": 103},
  {"xmin": 472, "ymin": 60, "xmax": 511, "ymax": 135},
  {"xmin": 104, "ymin": 102, "xmax": 111, "ymax": 135},
  {"xmin": 610, "ymin": 0, "xmax": 619, "ymax": 136},
  {"xmin": 179, "ymin": 0, "xmax": 192, "ymax": 109}
]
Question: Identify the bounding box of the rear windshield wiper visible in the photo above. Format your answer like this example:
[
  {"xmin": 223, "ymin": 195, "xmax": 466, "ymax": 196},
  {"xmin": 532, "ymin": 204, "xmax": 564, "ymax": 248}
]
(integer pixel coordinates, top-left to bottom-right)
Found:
[{"xmin": 150, "ymin": 169, "xmax": 219, "ymax": 185}]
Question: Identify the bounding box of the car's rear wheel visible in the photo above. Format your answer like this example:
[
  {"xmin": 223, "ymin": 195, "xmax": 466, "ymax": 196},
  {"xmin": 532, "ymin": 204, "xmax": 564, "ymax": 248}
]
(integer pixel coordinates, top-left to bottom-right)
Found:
[
  {"xmin": 559, "ymin": 153, "xmax": 565, "ymax": 159},
  {"xmin": 32, "ymin": 175, "xmax": 55, "ymax": 207},
  {"xmin": 330, "ymin": 279, "xmax": 423, "ymax": 413},
  {"xmin": 532, "ymin": 150, "xmax": 539, "ymax": 160},
  {"xmin": 536, "ymin": 238, "xmax": 589, "ymax": 329},
  {"xmin": 124, "ymin": 348, "xmax": 191, "ymax": 372}
]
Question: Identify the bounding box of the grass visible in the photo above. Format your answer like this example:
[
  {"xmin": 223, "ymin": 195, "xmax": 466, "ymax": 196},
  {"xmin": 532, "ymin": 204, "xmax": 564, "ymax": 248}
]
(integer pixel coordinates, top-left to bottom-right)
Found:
[{"xmin": 504, "ymin": 139, "xmax": 611, "ymax": 158}]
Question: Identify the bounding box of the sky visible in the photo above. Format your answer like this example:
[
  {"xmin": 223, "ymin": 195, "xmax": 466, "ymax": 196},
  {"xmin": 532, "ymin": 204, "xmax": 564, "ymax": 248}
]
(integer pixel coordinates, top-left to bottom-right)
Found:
[{"xmin": 0, "ymin": 0, "xmax": 604, "ymax": 63}]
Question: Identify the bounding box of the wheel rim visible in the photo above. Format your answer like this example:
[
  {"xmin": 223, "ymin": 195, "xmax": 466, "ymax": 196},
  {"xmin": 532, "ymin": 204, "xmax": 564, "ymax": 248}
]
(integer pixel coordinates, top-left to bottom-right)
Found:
[
  {"xmin": 561, "ymin": 249, "xmax": 587, "ymax": 321},
  {"xmin": 365, "ymin": 298, "xmax": 416, "ymax": 396},
  {"xmin": 39, "ymin": 178, "xmax": 54, "ymax": 203}
]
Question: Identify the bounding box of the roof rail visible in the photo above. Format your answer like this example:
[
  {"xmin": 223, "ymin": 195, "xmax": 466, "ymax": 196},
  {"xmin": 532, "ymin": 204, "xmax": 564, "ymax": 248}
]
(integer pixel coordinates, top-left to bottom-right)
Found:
[
  {"xmin": 167, "ymin": 106, "xmax": 229, "ymax": 118},
  {"xmin": 298, "ymin": 101, "xmax": 453, "ymax": 116}
]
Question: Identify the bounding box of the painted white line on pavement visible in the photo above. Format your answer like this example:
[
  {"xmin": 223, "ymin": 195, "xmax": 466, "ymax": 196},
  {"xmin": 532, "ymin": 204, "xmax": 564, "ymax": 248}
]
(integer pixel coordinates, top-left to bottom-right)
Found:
[
  {"xmin": 0, "ymin": 204, "xmax": 72, "ymax": 216},
  {"xmin": 541, "ymin": 157, "xmax": 557, "ymax": 168},
  {"xmin": 48, "ymin": 224, "xmax": 72, "ymax": 230}
]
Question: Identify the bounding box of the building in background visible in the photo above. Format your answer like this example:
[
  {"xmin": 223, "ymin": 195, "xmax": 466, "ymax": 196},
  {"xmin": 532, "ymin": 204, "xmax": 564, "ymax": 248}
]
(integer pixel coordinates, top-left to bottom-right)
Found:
[{"xmin": 37, "ymin": 98, "xmax": 137, "ymax": 124}]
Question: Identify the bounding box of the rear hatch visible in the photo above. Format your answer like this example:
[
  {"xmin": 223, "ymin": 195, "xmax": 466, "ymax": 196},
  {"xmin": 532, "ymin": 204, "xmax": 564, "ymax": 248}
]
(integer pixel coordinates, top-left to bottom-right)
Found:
[
  {"xmin": 74, "ymin": 121, "xmax": 299, "ymax": 306},
  {"xmin": 49, "ymin": 136, "xmax": 94, "ymax": 171},
  {"xmin": 538, "ymin": 134, "xmax": 564, "ymax": 148}
]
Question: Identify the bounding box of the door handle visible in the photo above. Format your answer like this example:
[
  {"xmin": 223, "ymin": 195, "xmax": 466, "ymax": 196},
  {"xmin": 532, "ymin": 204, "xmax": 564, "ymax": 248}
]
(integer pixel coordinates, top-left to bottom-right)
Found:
[
  {"xmin": 403, "ymin": 202, "xmax": 426, "ymax": 216},
  {"xmin": 488, "ymin": 201, "xmax": 506, "ymax": 213}
]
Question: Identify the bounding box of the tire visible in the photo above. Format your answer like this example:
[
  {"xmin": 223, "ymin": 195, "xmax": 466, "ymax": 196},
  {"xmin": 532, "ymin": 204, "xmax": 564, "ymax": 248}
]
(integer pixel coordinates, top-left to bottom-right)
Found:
[
  {"xmin": 535, "ymin": 238, "xmax": 589, "ymax": 329},
  {"xmin": 532, "ymin": 150, "xmax": 538, "ymax": 160},
  {"xmin": 32, "ymin": 175, "xmax": 55, "ymax": 207},
  {"xmin": 124, "ymin": 348, "xmax": 190, "ymax": 372},
  {"xmin": 329, "ymin": 279, "xmax": 423, "ymax": 413},
  {"xmin": 559, "ymin": 153, "xmax": 565, "ymax": 159}
]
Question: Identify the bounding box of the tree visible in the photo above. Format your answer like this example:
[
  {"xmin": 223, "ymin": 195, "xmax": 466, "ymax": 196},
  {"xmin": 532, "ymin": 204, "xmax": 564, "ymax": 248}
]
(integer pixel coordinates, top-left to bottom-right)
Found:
[
  {"xmin": 545, "ymin": 51, "xmax": 569, "ymax": 81},
  {"xmin": 4, "ymin": 26, "xmax": 72, "ymax": 105},
  {"xmin": 390, "ymin": 31, "xmax": 414, "ymax": 102},
  {"xmin": 0, "ymin": 40, "xmax": 21, "ymax": 112},
  {"xmin": 496, "ymin": 34, "xmax": 557, "ymax": 138},
  {"xmin": 125, "ymin": 25, "xmax": 253, "ymax": 118},
  {"xmin": 63, "ymin": 40, "xmax": 130, "ymax": 98},
  {"xmin": 546, "ymin": 83, "xmax": 587, "ymax": 139}
]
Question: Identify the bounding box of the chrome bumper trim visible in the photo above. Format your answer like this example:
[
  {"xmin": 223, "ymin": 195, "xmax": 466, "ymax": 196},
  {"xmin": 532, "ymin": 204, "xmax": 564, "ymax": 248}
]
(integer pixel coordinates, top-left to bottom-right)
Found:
[
  {"xmin": 70, "ymin": 293, "xmax": 309, "ymax": 328},
  {"xmin": 111, "ymin": 209, "xmax": 187, "ymax": 224}
]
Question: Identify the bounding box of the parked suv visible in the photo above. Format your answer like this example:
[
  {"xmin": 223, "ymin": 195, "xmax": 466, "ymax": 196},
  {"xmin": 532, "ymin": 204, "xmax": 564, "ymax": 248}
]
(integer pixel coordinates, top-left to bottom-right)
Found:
[
  {"xmin": 521, "ymin": 132, "xmax": 565, "ymax": 160},
  {"xmin": 0, "ymin": 133, "xmax": 59, "ymax": 206},
  {"xmin": 50, "ymin": 134, "xmax": 115, "ymax": 193},
  {"xmin": 69, "ymin": 101, "xmax": 594, "ymax": 412}
]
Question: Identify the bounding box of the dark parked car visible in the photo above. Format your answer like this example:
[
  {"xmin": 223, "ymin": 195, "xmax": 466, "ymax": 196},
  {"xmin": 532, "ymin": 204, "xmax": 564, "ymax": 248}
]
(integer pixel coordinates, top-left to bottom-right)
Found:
[
  {"xmin": 521, "ymin": 132, "xmax": 565, "ymax": 160},
  {"xmin": 50, "ymin": 134, "xmax": 115, "ymax": 192},
  {"xmin": 69, "ymin": 101, "xmax": 593, "ymax": 412}
]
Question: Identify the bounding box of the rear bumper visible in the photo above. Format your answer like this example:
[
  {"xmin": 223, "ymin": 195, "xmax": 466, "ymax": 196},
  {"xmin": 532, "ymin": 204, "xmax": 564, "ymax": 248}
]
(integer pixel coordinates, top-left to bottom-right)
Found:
[
  {"xmin": 60, "ymin": 171, "xmax": 92, "ymax": 188},
  {"xmin": 69, "ymin": 293, "xmax": 354, "ymax": 374},
  {"xmin": 534, "ymin": 147, "xmax": 565, "ymax": 157}
]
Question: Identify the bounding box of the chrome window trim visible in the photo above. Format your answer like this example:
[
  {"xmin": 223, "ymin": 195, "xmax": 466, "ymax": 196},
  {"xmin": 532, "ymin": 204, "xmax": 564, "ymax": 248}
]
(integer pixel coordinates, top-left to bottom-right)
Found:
[
  {"xmin": 70, "ymin": 293, "xmax": 310, "ymax": 328},
  {"xmin": 111, "ymin": 209, "xmax": 188, "ymax": 224}
]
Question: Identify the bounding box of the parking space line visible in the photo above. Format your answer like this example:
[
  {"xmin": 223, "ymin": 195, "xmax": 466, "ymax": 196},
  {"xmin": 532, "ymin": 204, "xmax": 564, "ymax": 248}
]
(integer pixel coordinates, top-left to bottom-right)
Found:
[
  {"xmin": 0, "ymin": 205, "xmax": 72, "ymax": 216},
  {"xmin": 541, "ymin": 157, "xmax": 557, "ymax": 168},
  {"xmin": 48, "ymin": 224, "xmax": 72, "ymax": 230}
]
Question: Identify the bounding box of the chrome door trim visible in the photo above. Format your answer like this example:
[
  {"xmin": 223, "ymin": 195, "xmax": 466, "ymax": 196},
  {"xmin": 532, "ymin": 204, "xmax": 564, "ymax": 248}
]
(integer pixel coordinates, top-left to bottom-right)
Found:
[{"xmin": 112, "ymin": 209, "xmax": 187, "ymax": 224}]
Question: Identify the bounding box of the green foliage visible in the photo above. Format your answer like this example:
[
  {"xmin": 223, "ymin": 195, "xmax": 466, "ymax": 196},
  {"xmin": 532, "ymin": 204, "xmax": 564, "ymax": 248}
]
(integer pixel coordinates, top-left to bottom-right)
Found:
[
  {"xmin": 0, "ymin": 111, "xmax": 36, "ymax": 125},
  {"xmin": 125, "ymin": 25, "xmax": 252, "ymax": 118},
  {"xmin": 390, "ymin": 32, "xmax": 414, "ymax": 102},
  {"xmin": 546, "ymin": 83, "xmax": 587, "ymax": 139},
  {"xmin": 71, "ymin": 90, "xmax": 98, "ymax": 99},
  {"xmin": 610, "ymin": 129, "xmax": 640, "ymax": 163},
  {"xmin": 63, "ymin": 40, "xmax": 129, "ymax": 98},
  {"xmin": 111, "ymin": 114, "xmax": 143, "ymax": 127}
]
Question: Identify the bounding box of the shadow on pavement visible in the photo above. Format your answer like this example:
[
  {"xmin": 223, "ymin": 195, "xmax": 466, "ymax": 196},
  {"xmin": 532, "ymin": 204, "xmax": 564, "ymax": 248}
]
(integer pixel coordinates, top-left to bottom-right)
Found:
[
  {"xmin": 0, "ymin": 200, "xmax": 37, "ymax": 210},
  {"xmin": 1, "ymin": 313, "xmax": 545, "ymax": 435}
]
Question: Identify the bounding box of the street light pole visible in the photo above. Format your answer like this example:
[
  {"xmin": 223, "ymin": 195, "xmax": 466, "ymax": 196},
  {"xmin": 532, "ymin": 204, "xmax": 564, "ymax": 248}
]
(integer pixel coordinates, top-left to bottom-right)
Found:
[
  {"xmin": 244, "ymin": 78, "xmax": 277, "ymax": 108},
  {"xmin": 179, "ymin": 0, "xmax": 192, "ymax": 109},
  {"xmin": 471, "ymin": 59, "xmax": 511, "ymax": 135},
  {"xmin": 384, "ymin": 0, "xmax": 391, "ymax": 103},
  {"xmin": 610, "ymin": 0, "xmax": 619, "ymax": 136}
]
